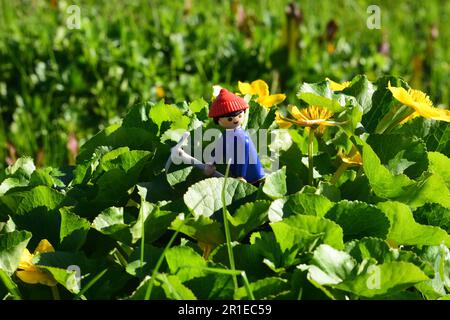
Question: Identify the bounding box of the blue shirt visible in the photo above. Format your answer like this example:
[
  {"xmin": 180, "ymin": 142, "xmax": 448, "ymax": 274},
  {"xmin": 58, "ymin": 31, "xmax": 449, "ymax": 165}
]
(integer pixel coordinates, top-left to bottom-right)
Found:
[{"xmin": 213, "ymin": 127, "xmax": 265, "ymax": 183}]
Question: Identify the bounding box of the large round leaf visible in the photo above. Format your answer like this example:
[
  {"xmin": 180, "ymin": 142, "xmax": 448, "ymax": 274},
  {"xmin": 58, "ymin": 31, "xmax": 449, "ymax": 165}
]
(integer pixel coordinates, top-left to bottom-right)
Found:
[{"xmin": 183, "ymin": 177, "xmax": 257, "ymax": 218}]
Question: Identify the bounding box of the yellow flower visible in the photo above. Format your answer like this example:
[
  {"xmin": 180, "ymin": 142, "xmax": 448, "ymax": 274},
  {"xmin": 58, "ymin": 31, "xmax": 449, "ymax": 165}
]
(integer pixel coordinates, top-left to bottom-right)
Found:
[
  {"xmin": 16, "ymin": 239, "xmax": 57, "ymax": 286},
  {"xmin": 387, "ymin": 82, "xmax": 450, "ymax": 122},
  {"xmin": 155, "ymin": 86, "xmax": 165, "ymax": 98},
  {"xmin": 275, "ymin": 105, "xmax": 340, "ymax": 135},
  {"xmin": 326, "ymin": 78, "xmax": 350, "ymax": 91},
  {"xmin": 338, "ymin": 146, "xmax": 362, "ymax": 166},
  {"xmin": 238, "ymin": 79, "xmax": 286, "ymax": 108}
]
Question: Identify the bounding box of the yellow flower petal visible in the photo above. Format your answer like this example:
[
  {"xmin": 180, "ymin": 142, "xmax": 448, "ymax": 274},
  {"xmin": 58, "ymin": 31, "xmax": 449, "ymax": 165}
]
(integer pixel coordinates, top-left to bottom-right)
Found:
[
  {"xmin": 256, "ymin": 94, "xmax": 286, "ymax": 108},
  {"xmin": 34, "ymin": 239, "xmax": 55, "ymax": 254},
  {"xmin": 275, "ymin": 112, "xmax": 293, "ymax": 129},
  {"xmin": 388, "ymin": 82, "xmax": 450, "ymax": 122},
  {"xmin": 238, "ymin": 81, "xmax": 253, "ymax": 95},
  {"xmin": 18, "ymin": 248, "xmax": 34, "ymax": 271},
  {"xmin": 16, "ymin": 239, "xmax": 58, "ymax": 287},
  {"xmin": 338, "ymin": 148, "xmax": 363, "ymax": 166},
  {"xmin": 287, "ymin": 105, "xmax": 307, "ymax": 121},
  {"xmin": 412, "ymin": 102, "xmax": 450, "ymax": 121},
  {"xmin": 387, "ymin": 82, "xmax": 416, "ymax": 106},
  {"xmin": 399, "ymin": 112, "xmax": 419, "ymax": 125},
  {"xmin": 250, "ymin": 80, "xmax": 269, "ymax": 97},
  {"xmin": 16, "ymin": 270, "xmax": 57, "ymax": 286},
  {"xmin": 156, "ymin": 86, "xmax": 165, "ymax": 98},
  {"xmin": 326, "ymin": 78, "xmax": 350, "ymax": 91}
]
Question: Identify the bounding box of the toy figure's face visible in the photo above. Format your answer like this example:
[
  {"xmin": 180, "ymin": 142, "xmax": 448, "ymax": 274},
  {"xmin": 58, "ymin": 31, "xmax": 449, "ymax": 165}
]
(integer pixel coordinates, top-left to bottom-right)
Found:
[{"xmin": 218, "ymin": 111, "xmax": 245, "ymax": 129}]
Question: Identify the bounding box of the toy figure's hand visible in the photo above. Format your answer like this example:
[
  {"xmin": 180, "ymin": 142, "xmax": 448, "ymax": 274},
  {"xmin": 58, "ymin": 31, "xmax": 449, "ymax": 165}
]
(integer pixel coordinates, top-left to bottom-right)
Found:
[
  {"xmin": 204, "ymin": 164, "xmax": 216, "ymax": 176},
  {"xmin": 237, "ymin": 177, "xmax": 247, "ymax": 183}
]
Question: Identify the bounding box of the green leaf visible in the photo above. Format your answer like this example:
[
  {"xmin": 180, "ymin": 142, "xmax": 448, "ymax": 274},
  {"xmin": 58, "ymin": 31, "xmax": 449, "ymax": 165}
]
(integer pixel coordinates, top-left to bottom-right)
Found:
[
  {"xmin": 342, "ymin": 75, "xmax": 375, "ymax": 114},
  {"xmin": 59, "ymin": 207, "xmax": 90, "ymax": 251},
  {"xmin": 299, "ymin": 244, "xmax": 356, "ymax": 286},
  {"xmin": 5, "ymin": 157, "xmax": 36, "ymax": 179},
  {"xmin": 189, "ymin": 98, "xmax": 208, "ymax": 113},
  {"xmin": 246, "ymin": 102, "xmax": 269, "ymax": 130},
  {"xmin": 262, "ymin": 167, "xmax": 287, "ymax": 199},
  {"xmin": 2, "ymin": 186, "xmax": 64, "ymax": 248},
  {"xmin": 360, "ymin": 139, "xmax": 414, "ymax": 198},
  {"xmin": 165, "ymin": 246, "xmax": 206, "ymax": 282},
  {"xmin": 325, "ymin": 200, "xmax": 390, "ymax": 242},
  {"xmin": 1, "ymin": 185, "xmax": 64, "ymax": 216},
  {"xmin": 77, "ymin": 125, "xmax": 155, "ymax": 164},
  {"xmin": 30, "ymin": 168, "xmax": 65, "ymax": 188},
  {"xmin": 415, "ymin": 245, "xmax": 450, "ymax": 299},
  {"xmin": 0, "ymin": 218, "xmax": 15, "ymax": 234},
  {"xmin": 279, "ymin": 143, "xmax": 308, "ymax": 192},
  {"xmin": 183, "ymin": 177, "xmax": 257, "ymax": 218},
  {"xmin": 210, "ymin": 242, "xmax": 272, "ymax": 282},
  {"xmin": 359, "ymin": 139, "xmax": 450, "ymax": 209},
  {"xmin": 414, "ymin": 203, "xmax": 450, "ymax": 233},
  {"xmin": 157, "ymin": 273, "xmax": 197, "ymax": 300},
  {"xmin": 83, "ymin": 149, "xmax": 151, "ymax": 213},
  {"xmin": 185, "ymin": 272, "xmax": 234, "ymax": 299},
  {"xmin": 131, "ymin": 201, "xmax": 177, "ymax": 244},
  {"xmin": 335, "ymin": 262, "xmax": 429, "ymax": 298},
  {"xmin": 234, "ymin": 277, "xmax": 289, "ymax": 300},
  {"xmin": 427, "ymin": 122, "xmax": 450, "ymax": 156},
  {"xmin": 336, "ymin": 102, "xmax": 363, "ymax": 136},
  {"xmin": 170, "ymin": 216, "xmax": 225, "ymax": 246},
  {"xmin": 378, "ymin": 201, "xmax": 450, "ymax": 247},
  {"xmin": 345, "ymin": 237, "xmax": 392, "ymax": 264},
  {"xmin": 362, "ymin": 76, "xmax": 407, "ymax": 133},
  {"xmin": 270, "ymin": 215, "xmax": 344, "ymax": 265},
  {"xmin": 0, "ymin": 178, "xmax": 29, "ymax": 197},
  {"xmin": 283, "ymin": 192, "xmax": 334, "ymax": 218},
  {"xmin": 396, "ymin": 118, "xmax": 450, "ymax": 157},
  {"xmin": 166, "ymin": 166, "xmax": 194, "ymax": 187},
  {"xmin": 34, "ymin": 251, "xmax": 95, "ymax": 294},
  {"xmin": 126, "ymin": 276, "xmax": 165, "ymax": 300},
  {"xmin": 346, "ymin": 238, "xmax": 433, "ymax": 275},
  {"xmin": 0, "ymin": 230, "xmax": 32, "ymax": 275},
  {"xmin": 367, "ymin": 134, "xmax": 428, "ymax": 179},
  {"xmin": 92, "ymin": 207, "xmax": 133, "ymax": 244},
  {"xmin": 99, "ymin": 148, "xmax": 151, "ymax": 174},
  {"xmin": 267, "ymin": 198, "xmax": 286, "ymax": 223},
  {"xmin": 297, "ymin": 81, "xmax": 344, "ymax": 113},
  {"xmin": 149, "ymin": 101, "xmax": 190, "ymax": 131},
  {"xmin": 228, "ymin": 200, "xmax": 270, "ymax": 241},
  {"xmin": 126, "ymin": 244, "xmax": 165, "ymax": 278},
  {"xmin": 428, "ymin": 152, "xmax": 450, "ymax": 188}
]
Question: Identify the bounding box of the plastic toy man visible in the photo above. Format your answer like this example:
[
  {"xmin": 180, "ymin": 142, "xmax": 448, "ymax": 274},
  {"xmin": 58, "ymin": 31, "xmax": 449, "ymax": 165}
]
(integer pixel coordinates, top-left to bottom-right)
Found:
[{"xmin": 204, "ymin": 88, "xmax": 265, "ymax": 185}]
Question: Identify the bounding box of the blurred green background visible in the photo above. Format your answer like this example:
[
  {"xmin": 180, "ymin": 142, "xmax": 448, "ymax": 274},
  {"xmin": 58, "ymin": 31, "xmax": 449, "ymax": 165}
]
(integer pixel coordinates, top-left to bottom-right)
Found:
[{"xmin": 0, "ymin": 0, "xmax": 448, "ymax": 170}]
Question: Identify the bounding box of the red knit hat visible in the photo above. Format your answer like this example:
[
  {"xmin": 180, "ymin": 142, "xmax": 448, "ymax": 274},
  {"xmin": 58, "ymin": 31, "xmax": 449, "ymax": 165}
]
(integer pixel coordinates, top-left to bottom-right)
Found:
[{"xmin": 208, "ymin": 88, "xmax": 249, "ymax": 118}]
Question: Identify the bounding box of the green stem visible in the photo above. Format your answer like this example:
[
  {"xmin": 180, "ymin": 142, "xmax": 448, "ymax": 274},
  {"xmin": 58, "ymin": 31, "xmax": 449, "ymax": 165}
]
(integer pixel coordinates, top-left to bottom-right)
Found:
[
  {"xmin": 114, "ymin": 242, "xmax": 128, "ymax": 267},
  {"xmin": 51, "ymin": 285, "xmax": 60, "ymax": 300},
  {"xmin": 222, "ymin": 162, "xmax": 238, "ymax": 290},
  {"xmin": 308, "ymin": 128, "xmax": 315, "ymax": 186},
  {"xmin": 144, "ymin": 213, "xmax": 191, "ymax": 300},
  {"xmin": 74, "ymin": 268, "xmax": 108, "ymax": 300},
  {"xmin": 330, "ymin": 163, "xmax": 349, "ymax": 185},
  {"xmin": 375, "ymin": 105, "xmax": 414, "ymax": 134},
  {"xmin": 240, "ymin": 271, "xmax": 255, "ymax": 300},
  {"xmin": 0, "ymin": 269, "xmax": 21, "ymax": 300},
  {"xmin": 139, "ymin": 200, "xmax": 146, "ymax": 276}
]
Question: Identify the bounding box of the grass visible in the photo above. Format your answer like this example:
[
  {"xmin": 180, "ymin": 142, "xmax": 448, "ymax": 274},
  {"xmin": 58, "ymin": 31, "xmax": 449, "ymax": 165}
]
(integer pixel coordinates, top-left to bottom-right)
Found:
[{"xmin": 0, "ymin": 0, "xmax": 448, "ymax": 170}]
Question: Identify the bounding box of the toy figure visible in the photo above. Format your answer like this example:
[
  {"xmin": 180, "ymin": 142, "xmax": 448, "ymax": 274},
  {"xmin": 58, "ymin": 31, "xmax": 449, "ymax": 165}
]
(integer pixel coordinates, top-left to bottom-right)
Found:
[{"xmin": 204, "ymin": 88, "xmax": 265, "ymax": 185}]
